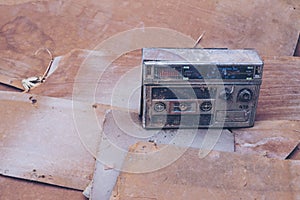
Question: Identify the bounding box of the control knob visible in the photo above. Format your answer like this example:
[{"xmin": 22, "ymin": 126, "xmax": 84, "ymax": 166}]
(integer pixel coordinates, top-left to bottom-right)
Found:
[{"xmin": 238, "ymin": 89, "xmax": 252, "ymax": 102}]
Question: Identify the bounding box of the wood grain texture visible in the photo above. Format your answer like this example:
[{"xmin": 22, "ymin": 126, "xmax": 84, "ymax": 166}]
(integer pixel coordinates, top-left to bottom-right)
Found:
[
  {"xmin": 32, "ymin": 53, "xmax": 300, "ymax": 120},
  {"xmin": 257, "ymin": 56, "xmax": 300, "ymax": 121},
  {"xmin": 232, "ymin": 56, "xmax": 300, "ymax": 159},
  {"xmin": 0, "ymin": 91, "xmax": 107, "ymax": 190},
  {"xmin": 0, "ymin": 1, "xmax": 300, "ymax": 198},
  {"xmin": 233, "ymin": 120, "xmax": 300, "ymax": 159},
  {"xmin": 0, "ymin": 0, "xmax": 298, "ymax": 61},
  {"xmin": 0, "ymin": 175, "xmax": 86, "ymax": 200},
  {"xmin": 110, "ymin": 142, "xmax": 300, "ymax": 200},
  {"xmin": 0, "ymin": 0, "xmax": 299, "ymax": 91}
]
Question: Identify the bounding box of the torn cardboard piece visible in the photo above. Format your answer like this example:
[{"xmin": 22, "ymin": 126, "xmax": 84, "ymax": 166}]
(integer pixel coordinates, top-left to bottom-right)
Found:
[
  {"xmin": 233, "ymin": 120, "xmax": 300, "ymax": 159},
  {"xmin": 0, "ymin": 91, "xmax": 107, "ymax": 190},
  {"xmin": 110, "ymin": 142, "xmax": 300, "ymax": 200}
]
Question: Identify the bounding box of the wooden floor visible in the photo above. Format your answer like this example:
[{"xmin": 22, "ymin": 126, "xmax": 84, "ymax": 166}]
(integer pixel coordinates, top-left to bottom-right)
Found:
[{"xmin": 0, "ymin": 0, "xmax": 300, "ymax": 199}]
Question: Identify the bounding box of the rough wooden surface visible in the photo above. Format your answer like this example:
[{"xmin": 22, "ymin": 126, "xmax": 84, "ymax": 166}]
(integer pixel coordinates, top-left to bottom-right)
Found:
[
  {"xmin": 90, "ymin": 109, "xmax": 234, "ymax": 199},
  {"xmin": 1, "ymin": 0, "xmax": 300, "ymax": 199},
  {"xmin": 31, "ymin": 53, "xmax": 300, "ymax": 121},
  {"xmin": 231, "ymin": 56, "xmax": 300, "ymax": 159},
  {"xmin": 0, "ymin": 0, "xmax": 299, "ymax": 91},
  {"xmin": 1, "ymin": 51, "xmax": 299, "ymax": 195},
  {"xmin": 110, "ymin": 142, "xmax": 300, "ymax": 200},
  {"xmin": 257, "ymin": 56, "xmax": 300, "ymax": 121},
  {"xmin": 0, "ymin": 91, "xmax": 107, "ymax": 190},
  {"xmin": 0, "ymin": 175, "xmax": 86, "ymax": 200},
  {"xmin": 233, "ymin": 120, "xmax": 300, "ymax": 159},
  {"xmin": 0, "ymin": 0, "xmax": 299, "ymax": 61}
]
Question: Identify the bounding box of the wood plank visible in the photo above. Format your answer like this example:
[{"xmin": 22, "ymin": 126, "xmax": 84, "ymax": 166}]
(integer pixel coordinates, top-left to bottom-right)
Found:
[
  {"xmin": 0, "ymin": 175, "xmax": 86, "ymax": 200},
  {"xmin": 0, "ymin": 91, "xmax": 107, "ymax": 190},
  {"xmin": 10, "ymin": 53, "xmax": 300, "ymax": 122},
  {"xmin": 257, "ymin": 56, "xmax": 300, "ymax": 121},
  {"xmin": 110, "ymin": 142, "xmax": 300, "ymax": 200},
  {"xmin": 90, "ymin": 110, "xmax": 234, "ymax": 199},
  {"xmin": 0, "ymin": 0, "xmax": 298, "ymax": 61},
  {"xmin": 0, "ymin": 0, "xmax": 299, "ymax": 91},
  {"xmin": 231, "ymin": 56, "xmax": 300, "ymax": 159},
  {"xmin": 3, "ymin": 52, "xmax": 299, "ymax": 165},
  {"xmin": 233, "ymin": 120, "xmax": 300, "ymax": 159}
]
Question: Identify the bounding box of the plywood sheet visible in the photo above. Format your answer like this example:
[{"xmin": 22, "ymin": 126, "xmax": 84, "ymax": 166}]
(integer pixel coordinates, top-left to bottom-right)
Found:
[
  {"xmin": 0, "ymin": 0, "xmax": 298, "ymax": 60},
  {"xmin": 90, "ymin": 110, "xmax": 234, "ymax": 199},
  {"xmin": 0, "ymin": 175, "xmax": 86, "ymax": 200},
  {"xmin": 101, "ymin": 110, "xmax": 234, "ymax": 153},
  {"xmin": 0, "ymin": 91, "xmax": 107, "ymax": 190},
  {"xmin": 233, "ymin": 120, "xmax": 300, "ymax": 159},
  {"xmin": 231, "ymin": 56, "xmax": 300, "ymax": 159},
  {"xmin": 0, "ymin": 0, "xmax": 299, "ymax": 92},
  {"xmin": 257, "ymin": 56, "xmax": 300, "ymax": 121},
  {"xmin": 31, "ymin": 48, "xmax": 184, "ymax": 103},
  {"xmin": 6, "ymin": 53, "xmax": 300, "ymax": 120},
  {"xmin": 110, "ymin": 142, "xmax": 300, "ymax": 200}
]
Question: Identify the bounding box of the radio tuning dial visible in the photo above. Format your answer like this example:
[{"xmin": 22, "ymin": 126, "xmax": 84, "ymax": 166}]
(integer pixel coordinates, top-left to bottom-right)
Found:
[
  {"xmin": 238, "ymin": 89, "xmax": 252, "ymax": 102},
  {"xmin": 219, "ymin": 88, "xmax": 232, "ymax": 100}
]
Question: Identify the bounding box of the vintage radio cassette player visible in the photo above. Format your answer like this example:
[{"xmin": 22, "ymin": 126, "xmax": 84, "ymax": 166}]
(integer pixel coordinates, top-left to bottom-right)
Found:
[{"xmin": 140, "ymin": 48, "xmax": 263, "ymax": 129}]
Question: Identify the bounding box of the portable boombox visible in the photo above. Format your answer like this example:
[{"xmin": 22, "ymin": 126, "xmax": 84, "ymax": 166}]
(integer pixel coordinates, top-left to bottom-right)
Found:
[{"xmin": 140, "ymin": 48, "xmax": 263, "ymax": 129}]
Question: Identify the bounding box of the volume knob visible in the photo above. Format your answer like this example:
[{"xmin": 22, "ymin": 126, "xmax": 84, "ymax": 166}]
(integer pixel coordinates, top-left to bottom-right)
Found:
[{"xmin": 238, "ymin": 89, "xmax": 252, "ymax": 102}]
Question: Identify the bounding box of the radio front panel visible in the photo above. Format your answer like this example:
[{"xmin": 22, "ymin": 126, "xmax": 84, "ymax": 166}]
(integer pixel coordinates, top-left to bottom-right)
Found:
[{"xmin": 140, "ymin": 48, "xmax": 263, "ymax": 129}]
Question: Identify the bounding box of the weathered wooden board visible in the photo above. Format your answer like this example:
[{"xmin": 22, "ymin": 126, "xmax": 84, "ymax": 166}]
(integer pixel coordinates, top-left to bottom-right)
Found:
[
  {"xmin": 0, "ymin": 1, "xmax": 300, "ymax": 199},
  {"xmin": 1, "ymin": 39, "xmax": 299, "ymax": 199},
  {"xmin": 257, "ymin": 56, "xmax": 300, "ymax": 121},
  {"xmin": 101, "ymin": 110, "xmax": 234, "ymax": 153},
  {"xmin": 2, "ymin": 51, "xmax": 299, "ymax": 119},
  {"xmin": 110, "ymin": 142, "xmax": 300, "ymax": 200},
  {"xmin": 233, "ymin": 120, "xmax": 300, "ymax": 159},
  {"xmin": 0, "ymin": 91, "xmax": 107, "ymax": 190},
  {"xmin": 0, "ymin": 0, "xmax": 298, "ymax": 60},
  {"xmin": 0, "ymin": 175, "xmax": 86, "ymax": 200},
  {"xmin": 90, "ymin": 110, "xmax": 234, "ymax": 200},
  {"xmin": 231, "ymin": 56, "xmax": 300, "ymax": 159},
  {"xmin": 0, "ymin": 0, "xmax": 299, "ymax": 92},
  {"xmin": 41, "ymin": 54, "xmax": 300, "ymax": 123}
]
